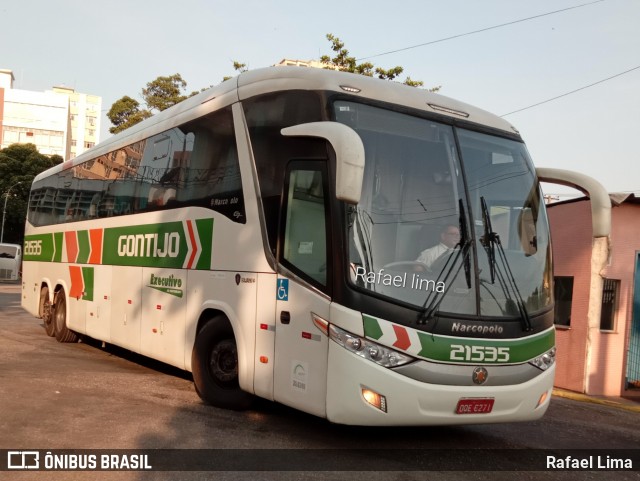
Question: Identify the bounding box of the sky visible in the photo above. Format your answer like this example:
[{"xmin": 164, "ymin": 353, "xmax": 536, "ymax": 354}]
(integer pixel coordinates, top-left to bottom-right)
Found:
[{"xmin": 1, "ymin": 0, "xmax": 638, "ymax": 198}]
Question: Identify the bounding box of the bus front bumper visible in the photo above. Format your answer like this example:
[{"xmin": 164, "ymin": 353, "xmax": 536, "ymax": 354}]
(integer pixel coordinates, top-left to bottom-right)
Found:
[{"xmin": 326, "ymin": 341, "xmax": 555, "ymax": 426}]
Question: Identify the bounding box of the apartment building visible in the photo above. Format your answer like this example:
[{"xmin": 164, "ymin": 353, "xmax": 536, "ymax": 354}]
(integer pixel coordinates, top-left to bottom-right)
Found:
[
  {"xmin": 51, "ymin": 86, "xmax": 101, "ymax": 159},
  {"xmin": 0, "ymin": 69, "xmax": 101, "ymax": 160}
]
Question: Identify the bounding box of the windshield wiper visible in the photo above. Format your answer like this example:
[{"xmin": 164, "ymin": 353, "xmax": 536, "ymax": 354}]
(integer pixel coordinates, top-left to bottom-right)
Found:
[
  {"xmin": 417, "ymin": 200, "xmax": 471, "ymax": 325},
  {"xmin": 480, "ymin": 197, "xmax": 496, "ymax": 284},
  {"xmin": 459, "ymin": 199, "xmax": 472, "ymax": 290},
  {"xmin": 480, "ymin": 196, "xmax": 532, "ymax": 332}
]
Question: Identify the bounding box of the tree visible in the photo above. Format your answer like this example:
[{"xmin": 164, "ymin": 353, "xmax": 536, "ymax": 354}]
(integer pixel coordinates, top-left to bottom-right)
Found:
[
  {"xmin": 0, "ymin": 143, "xmax": 62, "ymax": 244},
  {"xmin": 223, "ymin": 61, "xmax": 248, "ymax": 82},
  {"xmin": 320, "ymin": 33, "xmax": 439, "ymax": 91},
  {"xmin": 142, "ymin": 73, "xmax": 192, "ymax": 112},
  {"xmin": 108, "ymin": 35, "xmax": 441, "ymax": 135},
  {"xmin": 106, "ymin": 96, "xmax": 152, "ymax": 134},
  {"xmin": 108, "ymin": 74, "xmax": 198, "ymax": 134}
]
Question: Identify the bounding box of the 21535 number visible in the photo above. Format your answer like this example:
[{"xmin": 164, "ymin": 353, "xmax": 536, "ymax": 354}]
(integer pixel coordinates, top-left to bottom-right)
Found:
[{"xmin": 450, "ymin": 345, "xmax": 510, "ymax": 363}]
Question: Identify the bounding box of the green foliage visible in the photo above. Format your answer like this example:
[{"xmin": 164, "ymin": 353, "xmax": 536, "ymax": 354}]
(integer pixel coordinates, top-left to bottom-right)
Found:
[
  {"xmin": 108, "ymin": 35, "xmax": 441, "ymax": 135},
  {"xmin": 321, "ymin": 33, "xmax": 438, "ymax": 91},
  {"xmin": 108, "ymin": 74, "xmax": 196, "ymax": 134},
  {"xmin": 106, "ymin": 96, "xmax": 152, "ymax": 134},
  {"xmin": 320, "ymin": 34, "xmax": 360, "ymax": 72},
  {"xmin": 142, "ymin": 73, "xmax": 189, "ymax": 112},
  {"xmin": 0, "ymin": 143, "xmax": 62, "ymax": 244},
  {"xmin": 404, "ymin": 77, "xmax": 425, "ymax": 88},
  {"xmin": 223, "ymin": 61, "xmax": 248, "ymax": 82}
]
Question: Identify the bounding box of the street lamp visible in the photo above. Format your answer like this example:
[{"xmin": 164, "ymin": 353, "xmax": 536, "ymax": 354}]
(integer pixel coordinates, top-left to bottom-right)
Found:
[{"xmin": 1, "ymin": 181, "xmax": 22, "ymax": 243}]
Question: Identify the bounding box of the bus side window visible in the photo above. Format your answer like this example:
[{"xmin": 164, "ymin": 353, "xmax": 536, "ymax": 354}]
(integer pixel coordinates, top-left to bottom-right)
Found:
[{"xmin": 281, "ymin": 165, "xmax": 329, "ymax": 289}]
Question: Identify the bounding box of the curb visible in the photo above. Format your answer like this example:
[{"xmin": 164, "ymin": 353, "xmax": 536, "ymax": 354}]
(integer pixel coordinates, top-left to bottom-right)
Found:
[
  {"xmin": 0, "ymin": 283, "xmax": 21, "ymax": 293},
  {"xmin": 553, "ymin": 388, "xmax": 640, "ymax": 413}
]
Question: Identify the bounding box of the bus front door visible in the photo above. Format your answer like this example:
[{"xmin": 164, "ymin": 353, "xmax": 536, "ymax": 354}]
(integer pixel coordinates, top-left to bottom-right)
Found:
[{"xmin": 272, "ymin": 163, "xmax": 332, "ymax": 417}]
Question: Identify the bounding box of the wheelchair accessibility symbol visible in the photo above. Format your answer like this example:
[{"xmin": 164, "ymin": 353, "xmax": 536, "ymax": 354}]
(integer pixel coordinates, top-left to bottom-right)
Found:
[{"xmin": 277, "ymin": 279, "xmax": 289, "ymax": 301}]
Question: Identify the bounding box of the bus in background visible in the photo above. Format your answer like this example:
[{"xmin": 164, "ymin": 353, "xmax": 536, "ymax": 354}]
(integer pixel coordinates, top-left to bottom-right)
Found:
[
  {"xmin": 0, "ymin": 243, "xmax": 22, "ymax": 281},
  {"xmin": 20, "ymin": 67, "xmax": 608, "ymax": 425}
]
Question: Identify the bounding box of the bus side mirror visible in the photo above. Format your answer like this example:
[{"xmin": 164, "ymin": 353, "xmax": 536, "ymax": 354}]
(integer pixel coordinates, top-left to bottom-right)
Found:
[
  {"xmin": 536, "ymin": 167, "xmax": 611, "ymax": 238},
  {"xmin": 281, "ymin": 121, "xmax": 365, "ymax": 204}
]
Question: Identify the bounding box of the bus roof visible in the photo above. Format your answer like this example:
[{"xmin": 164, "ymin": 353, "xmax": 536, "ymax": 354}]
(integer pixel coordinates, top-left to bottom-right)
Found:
[
  {"xmin": 237, "ymin": 66, "xmax": 518, "ymax": 134},
  {"xmin": 34, "ymin": 66, "xmax": 520, "ymax": 183}
]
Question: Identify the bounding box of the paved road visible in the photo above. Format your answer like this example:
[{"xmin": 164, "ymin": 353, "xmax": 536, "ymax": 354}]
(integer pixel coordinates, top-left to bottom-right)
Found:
[{"xmin": 1, "ymin": 283, "xmax": 638, "ymax": 481}]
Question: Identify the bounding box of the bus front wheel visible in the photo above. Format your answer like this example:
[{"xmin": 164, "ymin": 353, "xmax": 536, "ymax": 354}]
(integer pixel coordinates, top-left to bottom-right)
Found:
[
  {"xmin": 53, "ymin": 290, "xmax": 79, "ymax": 343},
  {"xmin": 191, "ymin": 317, "xmax": 253, "ymax": 410}
]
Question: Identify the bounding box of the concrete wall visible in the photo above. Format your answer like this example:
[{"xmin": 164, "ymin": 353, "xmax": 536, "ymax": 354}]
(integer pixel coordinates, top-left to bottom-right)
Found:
[
  {"xmin": 548, "ymin": 200, "xmax": 593, "ymax": 392},
  {"xmin": 594, "ymin": 203, "xmax": 640, "ymax": 395}
]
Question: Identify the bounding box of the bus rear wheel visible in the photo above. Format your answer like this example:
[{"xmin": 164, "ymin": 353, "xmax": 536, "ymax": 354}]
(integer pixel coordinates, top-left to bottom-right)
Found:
[
  {"xmin": 191, "ymin": 317, "xmax": 253, "ymax": 410},
  {"xmin": 40, "ymin": 286, "xmax": 55, "ymax": 337},
  {"xmin": 53, "ymin": 290, "xmax": 79, "ymax": 343}
]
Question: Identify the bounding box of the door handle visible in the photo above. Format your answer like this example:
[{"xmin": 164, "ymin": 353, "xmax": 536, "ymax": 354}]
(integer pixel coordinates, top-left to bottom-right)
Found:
[{"xmin": 280, "ymin": 311, "xmax": 291, "ymax": 324}]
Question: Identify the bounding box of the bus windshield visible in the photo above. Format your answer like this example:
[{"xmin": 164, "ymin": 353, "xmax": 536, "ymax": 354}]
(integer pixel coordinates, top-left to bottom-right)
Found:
[
  {"xmin": 337, "ymin": 101, "xmax": 552, "ymax": 319},
  {"xmin": 0, "ymin": 244, "xmax": 18, "ymax": 259}
]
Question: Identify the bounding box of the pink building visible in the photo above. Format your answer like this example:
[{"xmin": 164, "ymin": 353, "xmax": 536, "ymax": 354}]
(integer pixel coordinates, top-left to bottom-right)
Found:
[{"xmin": 548, "ymin": 193, "xmax": 640, "ymax": 398}]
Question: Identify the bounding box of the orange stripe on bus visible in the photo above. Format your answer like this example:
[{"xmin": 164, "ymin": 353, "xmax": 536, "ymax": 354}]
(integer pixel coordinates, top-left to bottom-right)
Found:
[
  {"xmin": 88, "ymin": 229, "xmax": 103, "ymax": 264},
  {"xmin": 69, "ymin": 266, "xmax": 84, "ymax": 299},
  {"xmin": 65, "ymin": 231, "xmax": 78, "ymax": 263},
  {"xmin": 186, "ymin": 220, "xmax": 197, "ymax": 269}
]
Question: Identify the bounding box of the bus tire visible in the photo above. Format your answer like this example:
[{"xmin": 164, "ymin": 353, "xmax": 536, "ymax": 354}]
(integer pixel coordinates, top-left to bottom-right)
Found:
[
  {"xmin": 53, "ymin": 290, "xmax": 79, "ymax": 343},
  {"xmin": 191, "ymin": 317, "xmax": 253, "ymax": 410},
  {"xmin": 40, "ymin": 286, "xmax": 55, "ymax": 337}
]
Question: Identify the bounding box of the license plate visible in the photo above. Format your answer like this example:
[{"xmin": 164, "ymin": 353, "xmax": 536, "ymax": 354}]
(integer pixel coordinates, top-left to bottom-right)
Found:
[{"xmin": 455, "ymin": 398, "xmax": 495, "ymax": 414}]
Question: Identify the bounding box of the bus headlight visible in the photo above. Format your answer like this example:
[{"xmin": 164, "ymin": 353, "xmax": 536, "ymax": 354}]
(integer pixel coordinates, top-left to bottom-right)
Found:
[
  {"xmin": 529, "ymin": 347, "xmax": 556, "ymax": 371},
  {"xmin": 329, "ymin": 324, "xmax": 414, "ymax": 368}
]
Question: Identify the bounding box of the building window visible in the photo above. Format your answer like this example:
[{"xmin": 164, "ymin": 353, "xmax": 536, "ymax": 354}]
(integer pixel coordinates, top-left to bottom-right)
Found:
[
  {"xmin": 554, "ymin": 276, "xmax": 574, "ymax": 327},
  {"xmin": 85, "ymin": 142, "xmax": 95, "ymax": 149},
  {"xmin": 600, "ymin": 278, "xmax": 619, "ymax": 331}
]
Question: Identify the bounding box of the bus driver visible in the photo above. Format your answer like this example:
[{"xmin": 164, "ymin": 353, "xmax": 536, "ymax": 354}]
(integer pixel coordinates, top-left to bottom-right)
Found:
[{"xmin": 417, "ymin": 225, "xmax": 460, "ymax": 270}]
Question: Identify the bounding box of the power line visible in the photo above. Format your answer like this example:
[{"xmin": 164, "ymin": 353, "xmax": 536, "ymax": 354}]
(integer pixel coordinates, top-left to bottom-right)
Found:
[
  {"xmin": 501, "ymin": 64, "xmax": 640, "ymax": 116},
  {"xmin": 356, "ymin": 0, "xmax": 606, "ymax": 61}
]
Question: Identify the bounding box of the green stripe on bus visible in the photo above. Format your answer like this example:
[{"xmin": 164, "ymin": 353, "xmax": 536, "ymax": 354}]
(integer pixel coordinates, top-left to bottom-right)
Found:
[
  {"xmin": 82, "ymin": 267, "xmax": 94, "ymax": 301},
  {"xmin": 23, "ymin": 233, "xmax": 55, "ymax": 262},
  {"xmin": 363, "ymin": 315, "xmax": 384, "ymax": 340},
  {"xmin": 102, "ymin": 222, "xmax": 188, "ymax": 268},
  {"xmin": 415, "ymin": 328, "xmax": 555, "ymax": 364},
  {"xmin": 53, "ymin": 232, "xmax": 63, "ymax": 263},
  {"xmin": 195, "ymin": 218, "xmax": 214, "ymax": 270},
  {"xmin": 77, "ymin": 230, "xmax": 90, "ymax": 264},
  {"xmin": 25, "ymin": 219, "xmax": 214, "ymax": 270},
  {"xmin": 361, "ymin": 313, "xmax": 554, "ymax": 365}
]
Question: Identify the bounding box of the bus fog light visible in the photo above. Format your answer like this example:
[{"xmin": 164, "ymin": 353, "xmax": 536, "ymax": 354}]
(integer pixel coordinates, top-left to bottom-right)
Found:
[
  {"xmin": 536, "ymin": 390, "xmax": 550, "ymax": 408},
  {"xmin": 329, "ymin": 325, "xmax": 414, "ymax": 368},
  {"xmin": 362, "ymin": 387, "xmax": 387, "ymax": 413}
]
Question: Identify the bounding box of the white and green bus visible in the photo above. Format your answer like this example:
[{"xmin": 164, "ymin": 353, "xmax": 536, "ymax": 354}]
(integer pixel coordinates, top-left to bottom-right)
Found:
[{"xmin": 21, "ymin": 67, "xmax": 606, "ymax": 425}]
